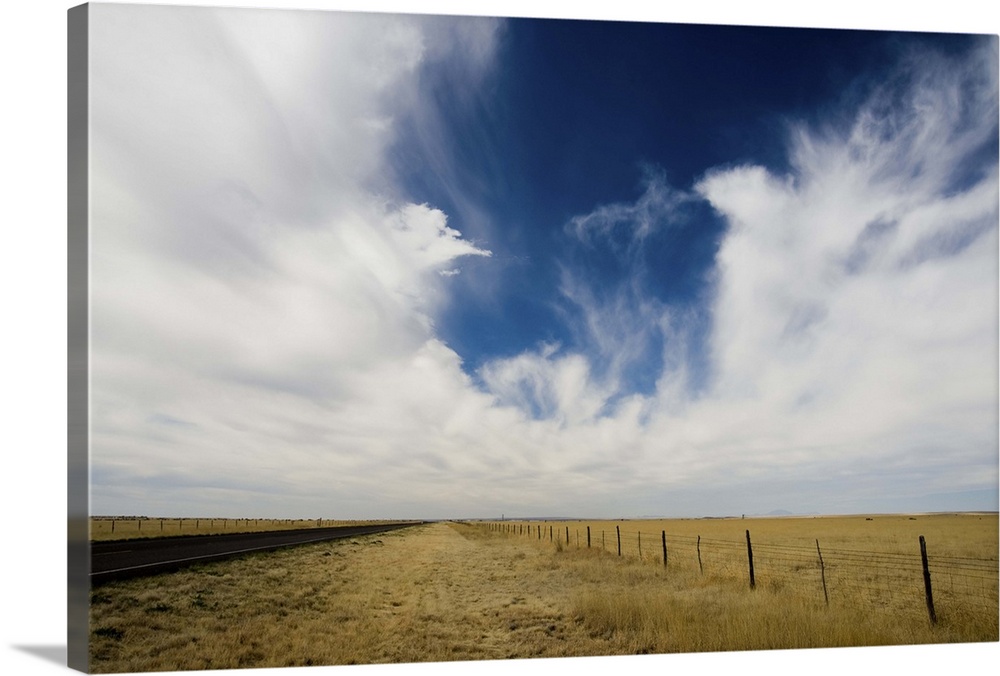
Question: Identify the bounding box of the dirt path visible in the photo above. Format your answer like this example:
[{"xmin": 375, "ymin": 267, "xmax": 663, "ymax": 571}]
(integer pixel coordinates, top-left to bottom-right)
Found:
[{"xmin": 324, "ymin": 521, "xmax": 611, "ymax": 663}]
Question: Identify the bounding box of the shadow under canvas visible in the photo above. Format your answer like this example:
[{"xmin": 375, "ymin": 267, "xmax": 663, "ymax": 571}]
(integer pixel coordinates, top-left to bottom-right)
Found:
[{"xmin": 14, "ymin": 644, "xmax": 68, "ymax": 667}]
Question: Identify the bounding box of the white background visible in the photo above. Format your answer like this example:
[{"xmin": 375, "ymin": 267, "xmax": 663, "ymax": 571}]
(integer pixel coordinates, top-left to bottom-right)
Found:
[{"xmin": 1, "ymin": 2, "xmax": 997, "ymax": 676}]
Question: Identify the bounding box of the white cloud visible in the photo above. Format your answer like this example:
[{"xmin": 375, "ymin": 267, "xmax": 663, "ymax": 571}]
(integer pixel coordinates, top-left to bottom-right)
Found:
[
  {"xmin": 673, "ymin": 40, "xmax": 998, "ymax": 505},
  {"xmin": 567, "ymin": 168, "xmax": 692, "ymax": 249},
  {"xmin": 480, "ymin": 343, "xmax": 613, "ymax": 425},
  {"xmin": 474, "ymin": 39, "xmax": 998, "ymax": 514},
  {"xmin": 89, "ymin": 5, "xmax": 500, "ymax": 517}
]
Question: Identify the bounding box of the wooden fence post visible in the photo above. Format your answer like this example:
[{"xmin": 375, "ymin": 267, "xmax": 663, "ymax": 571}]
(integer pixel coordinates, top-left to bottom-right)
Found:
[
  {"xmin": 661, "ymin": 531, "xmax": 667, "ymax": 567},
  {"xmin": 919, "ymin": 535, "xmax": 937, "ymax": 624},
  {"xmin": 616, "ymin": 525, "xmax": 621, "ymax": 557},
  {"xmin": 566, "ymin": 526, "xmax": 569, "ymax": 543},
  {"xmin": 697, "ymin": 535, "xmax": 703, "ymax": 574},
  {"xmin": 111, "ymin": 520, "xmax": 115, "ymax": 534},
  {"xmin": 587, "ymin": 526, "xmax": 591, "ymax": 548},
  {"xmin": 816, "ymin": 539, "xmax": 829, "ymax": 606},
  {"xmin": 550, "ymin": 525, "xmax": 553, "ymax": 542},
  {"xmin": 745, "ymin": 530, "xmax": 755, "ymax": 589},
  {"xmin": 638, "ymin": 531, "xmax": 642, "ymax": 559}
]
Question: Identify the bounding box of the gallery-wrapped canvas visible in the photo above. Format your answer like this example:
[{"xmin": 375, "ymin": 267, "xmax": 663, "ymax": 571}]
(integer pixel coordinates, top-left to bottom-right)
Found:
[{"xmin": 68, "ymin": 2, "xmax": 999, "ymax": 674}]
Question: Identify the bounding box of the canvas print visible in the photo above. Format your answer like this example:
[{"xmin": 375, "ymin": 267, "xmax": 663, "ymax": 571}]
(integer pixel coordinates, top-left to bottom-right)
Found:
[{"xmin": 68, "ymin": 2, "xmax": 999, "ymax": 674}]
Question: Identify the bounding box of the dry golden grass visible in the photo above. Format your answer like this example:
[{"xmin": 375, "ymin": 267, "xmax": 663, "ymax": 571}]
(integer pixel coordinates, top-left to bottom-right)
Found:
[
  {"xmin": 89, "ymin": 522, "xmax": 618, "ymax": 672},
  {"xmin": 89, "ymin": 517, "xmax": 413, "ymax": 541},
  {"xmin": 88, "ymin": 516, "xmax": 998, "ymax": 673},
  {"xmin": 508, "ymin": 513, "xmax": 999, "ymax": 561},
  {"xmin": 499, "ymin": 514, "xmax": 998, "ymax": 645}
]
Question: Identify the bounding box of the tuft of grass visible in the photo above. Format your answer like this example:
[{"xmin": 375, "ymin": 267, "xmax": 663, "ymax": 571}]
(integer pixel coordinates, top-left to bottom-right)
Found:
[
  {"xmin": 145, "ymin": 602, "xmax": 173, "ymax": 614},
  {"xmin": 569, "ymin": 562, "xmax": 947, "ymax": 653},
  {"xmin": 93, "ymin": 626, "xmax": 124, "ymax": 640}
]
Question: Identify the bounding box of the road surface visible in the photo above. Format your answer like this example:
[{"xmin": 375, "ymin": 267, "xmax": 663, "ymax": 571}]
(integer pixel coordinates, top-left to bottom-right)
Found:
[{"xmin": 89, "ymin": 522, "xmax": 421, "ymax": 585}]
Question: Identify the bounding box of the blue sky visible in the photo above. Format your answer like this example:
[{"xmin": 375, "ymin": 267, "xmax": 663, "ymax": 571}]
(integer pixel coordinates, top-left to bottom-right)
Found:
[{"xmin": 86, "ymin": 3, "xmax": 998, "ymax": 519}]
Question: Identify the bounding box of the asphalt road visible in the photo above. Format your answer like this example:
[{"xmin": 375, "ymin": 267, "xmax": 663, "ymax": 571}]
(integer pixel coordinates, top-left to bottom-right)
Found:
[{"xmin": 89, "ymin": 522, "xmax": 421, "ymax": 585}]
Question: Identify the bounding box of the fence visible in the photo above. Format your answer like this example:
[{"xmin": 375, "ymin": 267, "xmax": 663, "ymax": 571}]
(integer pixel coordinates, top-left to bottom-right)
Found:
[
  {"xmin": 483, "ymin": 520, "xmax": 998, "ymax": 628},
  {"xmin": 88, "ymin": 517, "xmax": 395, "ymax": 541}
]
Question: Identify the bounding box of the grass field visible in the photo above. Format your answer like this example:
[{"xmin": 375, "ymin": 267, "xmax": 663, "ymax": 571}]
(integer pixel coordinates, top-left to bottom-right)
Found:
[
  {"xmin": 87, "ymin": 515, "xmax": 998, "ymax": 672},
  {"xmin": 88, "ymin": 517, "xmax": 415, "ymax": 541},
  {"xmin": 494, "ymin": 514, "xmax": 998, "ymax": 646},
  {"xmin": 499, "ymin": 513, "xmax": 999, "ymax": 620}
]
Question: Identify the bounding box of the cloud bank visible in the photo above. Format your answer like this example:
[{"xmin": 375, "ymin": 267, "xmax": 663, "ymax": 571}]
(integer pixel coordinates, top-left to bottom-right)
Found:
[
  {"xmin": 90, "ymin": 5, "xmax": 502, "ymax": 516},
  {"xmin": 89, "ymin": 6, "xmax": 998, "ymax": 519}
]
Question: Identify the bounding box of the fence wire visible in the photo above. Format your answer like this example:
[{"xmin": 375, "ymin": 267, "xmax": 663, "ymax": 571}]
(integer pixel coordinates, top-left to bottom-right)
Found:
[{"xmin": 486, "ymin": 521, "xmax": 998, "ymax": 626}]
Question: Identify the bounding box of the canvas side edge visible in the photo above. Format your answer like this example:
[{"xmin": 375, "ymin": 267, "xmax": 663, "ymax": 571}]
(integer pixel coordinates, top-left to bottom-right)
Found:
[{"xmin": 67, "ymin": 3, "xmax": 91, "ymax": 673}]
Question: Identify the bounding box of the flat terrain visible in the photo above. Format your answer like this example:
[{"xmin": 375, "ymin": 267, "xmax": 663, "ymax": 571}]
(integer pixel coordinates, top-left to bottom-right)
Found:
[
  {"xmin": 88, "ymin": 516, "xmax": 998, "ymax": 673},
  {"xmin": 90, "ymin": 522, "xmax": 615, "ymax": 671},
  {"xmin": 89, "ymin": 517, "xmax": 412, "ymax": 541},
  {"xmin": 90, "ymin": 523, "xmax": 418, "ymax": 584}
]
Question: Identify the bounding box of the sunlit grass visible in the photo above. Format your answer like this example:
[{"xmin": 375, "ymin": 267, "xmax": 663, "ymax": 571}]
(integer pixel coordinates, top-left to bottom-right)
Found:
[
  {"xmin": 88, "ymin": 516, "xmax": 998, "ymax": 673},
  {"xmin": 494, "ymin": 513, "xmax": 998, "ymax": 648}
]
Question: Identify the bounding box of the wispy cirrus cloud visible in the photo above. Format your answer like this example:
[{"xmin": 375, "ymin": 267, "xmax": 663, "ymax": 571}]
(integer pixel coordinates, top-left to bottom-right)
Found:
[
  {"xmin": 567, "ymin": 167, "xmax": 694, "ymax": 250},
  {"xmin": 474, "ymin": 36, "xmax": 998, "ymax": 515}
]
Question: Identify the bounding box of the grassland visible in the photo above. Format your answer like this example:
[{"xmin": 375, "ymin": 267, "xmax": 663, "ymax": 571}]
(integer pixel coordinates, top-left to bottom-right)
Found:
[
  {"xmin": 503, "ymin": 513, "xmax": 999, "ymax": 621},
  {"xmin": 500, "ymin": 513, "xmax": 997, "ymax": 649},
  {"xmin": 88, "ymin": 517, "xmax": 415, "ymax": 541},
  {"xmin": 87, "ymin": 515, "xmax": 998, "ymax": 673}
]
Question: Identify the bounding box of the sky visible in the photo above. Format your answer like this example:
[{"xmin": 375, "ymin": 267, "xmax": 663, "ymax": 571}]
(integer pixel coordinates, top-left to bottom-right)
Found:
[{"xmin": 86, "ymin": 2, "xmax": 999, "ymax": 520}]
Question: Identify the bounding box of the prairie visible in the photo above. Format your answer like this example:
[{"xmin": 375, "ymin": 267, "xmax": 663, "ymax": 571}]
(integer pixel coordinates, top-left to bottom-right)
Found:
[
  {"xmin": 498, "ymin": 513, "xmax": 998, "ymax": 648},
  {"xmin": 87, "ymin": 515, "xmax": 998, "ymax": 673},
  {"xmin": 88, "ymin": 517, "xmax": 412, "ymax": 541}
]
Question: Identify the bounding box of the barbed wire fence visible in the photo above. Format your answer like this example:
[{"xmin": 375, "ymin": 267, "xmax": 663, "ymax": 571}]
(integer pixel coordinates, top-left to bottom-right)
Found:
[
  {"xmin": 484, "ymin": 521, "xmax": 998, "ymax": 628},
  {"xmin": 87, "ymin": 517, "xmax": 398, "ymax": 540}
]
